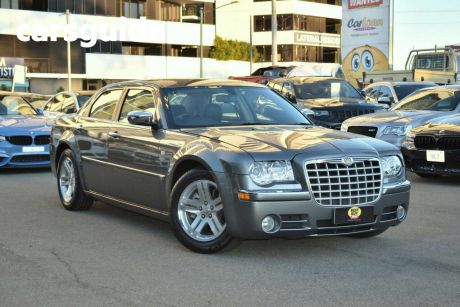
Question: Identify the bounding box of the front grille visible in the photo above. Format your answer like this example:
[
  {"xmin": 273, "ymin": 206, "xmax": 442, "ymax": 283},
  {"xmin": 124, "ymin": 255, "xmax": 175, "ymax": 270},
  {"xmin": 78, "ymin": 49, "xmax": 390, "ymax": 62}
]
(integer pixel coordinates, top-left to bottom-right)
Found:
[
  {"xmin": 34, "ymin": 135, "xmax": 50, "ymax": 145},
  {"xmin": 306, "ymin": 158, "xmax": 382, "ymax": 206},
  {"xmin": 437, "ymin": 137, "xmax": 460, "ymax": 150},
  {"xmin": 347, "ymin": 126, "xmax": 378, "ymax": 138},
  {"xmin": 10, "ymin": 155, "xmax": 50, "ymax": 163},
  {"xmin": 414, "ymin": 135, "xmax": 460, "ymax": 150},
  {"xmin": 330, "ymin": 109, "xmax": 375, "ymax": 122},
  {"xmin": 6, "ymin": 136, "xmax": 33, "ymax": 146},
  {"xmin": 414, "ymin": 135, "xmax": 436, "ymax": 149}
]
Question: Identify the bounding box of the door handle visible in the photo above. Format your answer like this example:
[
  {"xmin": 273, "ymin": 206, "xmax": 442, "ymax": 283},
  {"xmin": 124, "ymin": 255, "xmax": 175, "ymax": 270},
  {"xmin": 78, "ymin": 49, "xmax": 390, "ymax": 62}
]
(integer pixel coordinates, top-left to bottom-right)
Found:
[{"xmin": 108, "ymin": 131, "xmax": 120, "ymax": 138}]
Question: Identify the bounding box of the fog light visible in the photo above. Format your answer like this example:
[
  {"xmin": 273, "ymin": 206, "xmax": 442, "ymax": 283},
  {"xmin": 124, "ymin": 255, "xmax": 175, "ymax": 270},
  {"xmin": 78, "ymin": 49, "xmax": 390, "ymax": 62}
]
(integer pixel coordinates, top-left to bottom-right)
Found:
[
  {"xmin": 261, "ymin": 215, "xmax": 280, "ymax": 233},
  {"xmin": 397, "ymin": 205, "xmax": 406, "ymax": 220}
]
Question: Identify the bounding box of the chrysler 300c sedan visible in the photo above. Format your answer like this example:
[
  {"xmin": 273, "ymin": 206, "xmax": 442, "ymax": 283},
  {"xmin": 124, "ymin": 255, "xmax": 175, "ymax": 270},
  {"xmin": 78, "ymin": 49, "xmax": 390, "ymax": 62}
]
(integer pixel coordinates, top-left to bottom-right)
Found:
[{"xmin": 50, "ymin": 79, "xmax": 410, "ymax": 253}]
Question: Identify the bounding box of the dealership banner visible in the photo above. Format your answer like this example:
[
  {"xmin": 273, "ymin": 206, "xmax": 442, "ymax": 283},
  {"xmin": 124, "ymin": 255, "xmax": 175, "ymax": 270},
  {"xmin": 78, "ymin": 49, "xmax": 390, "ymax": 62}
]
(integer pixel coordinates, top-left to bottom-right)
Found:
[{"xmin": 341, "ymin": 0, "xmax": 391, "ymax": 86}]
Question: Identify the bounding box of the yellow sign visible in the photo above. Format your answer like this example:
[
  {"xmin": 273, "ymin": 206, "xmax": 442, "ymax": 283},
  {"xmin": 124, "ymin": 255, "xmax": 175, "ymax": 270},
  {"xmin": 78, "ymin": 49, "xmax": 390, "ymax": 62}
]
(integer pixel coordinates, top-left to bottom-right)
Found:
[{"xmin": 348, "ymin": 206, "xmax": 362, "ymax": 220}]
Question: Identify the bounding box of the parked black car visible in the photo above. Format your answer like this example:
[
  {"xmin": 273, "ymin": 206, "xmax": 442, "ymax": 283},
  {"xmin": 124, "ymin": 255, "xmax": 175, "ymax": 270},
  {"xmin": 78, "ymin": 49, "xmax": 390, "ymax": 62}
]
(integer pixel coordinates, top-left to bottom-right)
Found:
[
  {"xmin": 267, "ymin": 77, "xmax": 386, "ymax": 129},
  {"xmin": 402, "ymin": 114, "xmax": 460, "ymax": 177},
  {"xmin": 50, "ymin": 79, "xmax": 410, "ymax": 253}
]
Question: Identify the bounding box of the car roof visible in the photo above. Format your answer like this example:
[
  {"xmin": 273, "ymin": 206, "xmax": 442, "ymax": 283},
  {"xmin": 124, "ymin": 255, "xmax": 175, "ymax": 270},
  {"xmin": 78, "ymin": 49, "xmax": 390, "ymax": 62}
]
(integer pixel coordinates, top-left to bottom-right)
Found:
[
  {"xmin": 280, "ymin": 76, "xmax": 344, "ymax": 85},
  {"xmin": 103, "ymin": 79, "xmax": 266, "ymax": 89},
  {"xmin": 366, "ymin": 81, "xmax": 437, "ymax": 87}
]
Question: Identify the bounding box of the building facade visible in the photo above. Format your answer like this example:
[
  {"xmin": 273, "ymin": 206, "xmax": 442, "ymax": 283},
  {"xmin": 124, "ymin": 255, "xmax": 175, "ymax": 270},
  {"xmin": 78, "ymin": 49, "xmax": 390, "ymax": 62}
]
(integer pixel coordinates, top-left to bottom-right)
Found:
[
  {"xmin": 0, "ymin": 0, "xmax": 216, "ymax": 93},
  {"xmin": 215, "ymin": 0, "xmax": 342, "ymax": 63}
]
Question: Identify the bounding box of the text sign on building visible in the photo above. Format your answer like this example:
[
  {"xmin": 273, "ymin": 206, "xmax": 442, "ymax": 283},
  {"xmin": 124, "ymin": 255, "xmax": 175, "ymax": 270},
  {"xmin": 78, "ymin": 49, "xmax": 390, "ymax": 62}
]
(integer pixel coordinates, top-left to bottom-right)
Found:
[
  {"xmin": 294, "ymin": 32, "xmax": 341, "ymax": 48},
  {"xmin": 341, "ymin": 0, "xmax": 391, "ymax": 86},
  {"xmin": 0, "ymin": 57, "xmax": 25, "ymax": 79}
]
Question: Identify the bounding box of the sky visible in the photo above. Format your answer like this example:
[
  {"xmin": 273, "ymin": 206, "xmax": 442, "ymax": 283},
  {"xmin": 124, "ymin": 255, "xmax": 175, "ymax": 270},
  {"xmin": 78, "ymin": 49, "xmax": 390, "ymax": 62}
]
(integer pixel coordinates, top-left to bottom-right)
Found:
[{"xmin": 393, "ymin": 0, "xmax": 460, "ymax": 69}]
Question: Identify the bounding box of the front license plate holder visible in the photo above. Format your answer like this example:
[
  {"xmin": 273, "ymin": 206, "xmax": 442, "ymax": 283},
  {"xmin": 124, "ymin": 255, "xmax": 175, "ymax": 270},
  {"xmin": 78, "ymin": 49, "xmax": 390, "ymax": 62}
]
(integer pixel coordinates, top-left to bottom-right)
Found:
[
  {"xmin": 334, "ymin": 206, "xmax": 374, "ymax": 225},
  {"xmin": 426, "ymin": 150, "xmax": 445, "ymax": 163},
  {"xmin": 22, "ymin": 146, "xmax": 45, "ymax": 153}
]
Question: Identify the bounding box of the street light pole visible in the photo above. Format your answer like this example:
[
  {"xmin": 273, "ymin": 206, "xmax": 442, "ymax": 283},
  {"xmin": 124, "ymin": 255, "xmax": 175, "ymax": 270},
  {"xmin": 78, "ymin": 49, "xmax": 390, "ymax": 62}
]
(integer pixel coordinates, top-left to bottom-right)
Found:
[
  {"xmin": 271, "ymin": 0, "xmax": 277, "ymax": 66},
  {"xmin": 66, "ymin": 9, "xmax": 72, "ymax": 91},
  {"xmin": 249, "ymin": 14, "xmax": 253, "ymax": 74},
  {"xmin": 199, "ymin": 6, "xmax": 204, "ymax": 78}
]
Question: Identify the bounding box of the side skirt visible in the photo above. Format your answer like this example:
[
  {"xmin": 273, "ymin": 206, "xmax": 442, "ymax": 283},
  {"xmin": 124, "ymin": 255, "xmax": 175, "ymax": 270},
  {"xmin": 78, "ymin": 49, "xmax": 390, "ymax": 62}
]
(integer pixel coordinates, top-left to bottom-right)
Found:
[{"xmin": 86, "ymin": 190, "xmax": 170, "ymax": 222}]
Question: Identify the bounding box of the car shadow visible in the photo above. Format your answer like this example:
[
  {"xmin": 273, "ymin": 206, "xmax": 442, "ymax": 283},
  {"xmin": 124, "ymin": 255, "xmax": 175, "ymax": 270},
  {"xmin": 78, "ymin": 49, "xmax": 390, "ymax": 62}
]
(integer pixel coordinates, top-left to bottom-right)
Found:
[{"xmin": 407, "ymin": 171, "xmax": 460, "ymax": 186}]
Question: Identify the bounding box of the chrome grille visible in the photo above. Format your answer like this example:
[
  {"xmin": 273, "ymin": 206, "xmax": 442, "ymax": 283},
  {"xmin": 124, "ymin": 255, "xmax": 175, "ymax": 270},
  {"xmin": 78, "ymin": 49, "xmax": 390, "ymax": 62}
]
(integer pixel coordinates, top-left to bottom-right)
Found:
[{"xmin": 305, "ymin": 158, "xmax": 382, "ymax": 206}]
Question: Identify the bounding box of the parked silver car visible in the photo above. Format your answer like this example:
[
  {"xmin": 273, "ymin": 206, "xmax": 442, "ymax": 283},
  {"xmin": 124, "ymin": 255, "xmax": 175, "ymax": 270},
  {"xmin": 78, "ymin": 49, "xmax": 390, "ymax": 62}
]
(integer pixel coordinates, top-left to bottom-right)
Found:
[
  {"xmin": 341, "ymin": 86, "xmax": 460, "ymax": 147},
  {"xmin": 363, "ymin": 81, "xmax": 436, "ymax": 107}
]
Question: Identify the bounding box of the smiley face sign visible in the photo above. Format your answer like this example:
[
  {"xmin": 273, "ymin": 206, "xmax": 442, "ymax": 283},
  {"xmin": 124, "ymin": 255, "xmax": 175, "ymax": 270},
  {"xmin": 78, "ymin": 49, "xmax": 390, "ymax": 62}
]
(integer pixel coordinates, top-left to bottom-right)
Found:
[{"xmin": 343, "ymin": 45, "xmax": 389, "ymax": 87}]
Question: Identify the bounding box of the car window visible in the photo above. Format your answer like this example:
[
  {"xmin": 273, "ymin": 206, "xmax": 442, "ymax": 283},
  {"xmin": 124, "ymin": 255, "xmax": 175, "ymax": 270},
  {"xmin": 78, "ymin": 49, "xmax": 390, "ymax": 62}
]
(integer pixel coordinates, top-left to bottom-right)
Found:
[
  {"xmin": 77, "ymin": 95, "xmax": 91, "ymax": 108},
  {"xmin": 61, "ymin": 97, "xmax": 77, "ymax": 114},
  {"xmin": 294, "ymin": 79, "xmax": 362, "ymax": 100},
  {"xmin": 393, "ymin": 90, "xmax": 460, "ymax": 111},
  {"xmin": 379, "ymin": 86, "xmax": 393, "ymax": 98},
  {"xmin": 393, "ymin": 84, "xmax": 435, "ymax": 100},
  {"xmin": 0, "ymin": 96, "xmax": 37, "ymax": 116},
  {"xmin": 90, "ymin": 90, "xmax": 122, "ymax": 120},
  {"xmin": 119, "ymin": 89, "xmax": 156, "ymax": 123},
  {"xmin": 44, "ymin": 94, "xmax": 65, "ymax": 112},
  {"xmin": 161, "ymin": 86, "xmax": 310, "ymax": 128}
]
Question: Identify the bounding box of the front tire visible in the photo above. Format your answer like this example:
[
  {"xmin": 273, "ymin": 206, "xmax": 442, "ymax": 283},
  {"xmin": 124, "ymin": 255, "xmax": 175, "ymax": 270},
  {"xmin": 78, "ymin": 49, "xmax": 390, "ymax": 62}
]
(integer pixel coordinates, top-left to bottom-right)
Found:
[
  {"xmin": 57, "ymin": 149, "xmax": 93, "ymax": 211},
  {"xmin": 170, "ymin": 169, "xmax": 233, "ymax": 253}
]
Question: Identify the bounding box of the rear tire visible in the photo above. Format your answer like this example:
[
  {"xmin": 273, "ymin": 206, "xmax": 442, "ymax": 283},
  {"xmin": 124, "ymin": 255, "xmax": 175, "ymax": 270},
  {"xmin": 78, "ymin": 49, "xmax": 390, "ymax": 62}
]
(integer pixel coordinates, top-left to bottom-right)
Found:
[
  {"xmin": 57, "ymin": 149, "xmax": 93, "ymax": 211},
  {"xmin": 170, "ymin": 169, "xmax": 234, "ymax": 254},
  {"xmin": 348, "ymin": 227, "xmax": 389, "ymax": 238}
]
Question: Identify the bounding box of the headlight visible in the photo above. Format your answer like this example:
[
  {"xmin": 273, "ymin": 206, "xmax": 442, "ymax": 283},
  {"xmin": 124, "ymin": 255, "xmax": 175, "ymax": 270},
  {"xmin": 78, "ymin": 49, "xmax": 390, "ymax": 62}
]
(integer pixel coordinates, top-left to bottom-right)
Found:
[
  {"xmin": 383, "ymin": 125, "xmax": 407, "ymax": 136},
  {"xmin": 340, "ymin": 123, "xmax": 348, "ymax": 132},
  {"xmin": 0, "ymin": 136, "xmax": 5, "ymax": 142},
  {"xmin": 249, "ymin": 161, "xmax": 295, "ymax": 186},
  {"xmin": 314, "ymin": 110, "xmax": 330, "ymax": 117},
  {"xmin": 405, "ymin": 129, "xmax": 416, "ymax": 143},
  {"xmin": 381, "ymin": 156, "xmax": 402, "ymax": 177}
]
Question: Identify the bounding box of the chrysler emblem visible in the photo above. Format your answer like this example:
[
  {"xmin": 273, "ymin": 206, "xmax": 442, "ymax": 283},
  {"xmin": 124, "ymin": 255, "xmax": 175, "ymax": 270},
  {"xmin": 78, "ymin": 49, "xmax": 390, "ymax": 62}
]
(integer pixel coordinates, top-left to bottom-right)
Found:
[{"xmin": 342, "ymin": 156, "xmax": 354, "ymax": 166}]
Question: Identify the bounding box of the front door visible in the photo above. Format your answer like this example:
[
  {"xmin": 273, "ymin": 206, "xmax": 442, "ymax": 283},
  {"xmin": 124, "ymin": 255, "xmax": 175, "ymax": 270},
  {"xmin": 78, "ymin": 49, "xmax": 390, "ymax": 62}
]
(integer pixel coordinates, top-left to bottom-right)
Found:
[{"xmin": 106, "ymin": 89, "xmax": 167, "ymax": 211}]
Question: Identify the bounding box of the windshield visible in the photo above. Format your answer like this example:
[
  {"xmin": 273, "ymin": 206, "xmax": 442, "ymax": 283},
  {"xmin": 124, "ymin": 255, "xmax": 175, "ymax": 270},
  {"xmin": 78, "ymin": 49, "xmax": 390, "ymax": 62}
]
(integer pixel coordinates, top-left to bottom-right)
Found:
[
  {"xmin": 0, "ymin": 96, "xmax": 38, "ymax": 116},
  {"xmin": 393, "ymin": 84, "xmax": 435, "ymax": 100},
  {"xmin": 77, "ymin": 95, "xmax": 91, "ymax": 107},
  {"xmin": 161, "ymin": 86, "xmax": 311, "ymax": 128},
  {"xmin": 293, "ymin": 79, "xmax": 362, "ymax": 100},
  {"xmin": 392, "ymin": 89, "xmax": 460, "ymax": 111}
]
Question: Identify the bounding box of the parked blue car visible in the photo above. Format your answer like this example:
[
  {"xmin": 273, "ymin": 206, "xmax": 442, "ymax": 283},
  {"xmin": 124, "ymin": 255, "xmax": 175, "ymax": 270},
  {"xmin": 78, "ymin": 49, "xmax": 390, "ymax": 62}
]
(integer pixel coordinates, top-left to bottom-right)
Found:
[{"xmin": 0, "ymin": 94, "xmax": 51, "ymax": 168}]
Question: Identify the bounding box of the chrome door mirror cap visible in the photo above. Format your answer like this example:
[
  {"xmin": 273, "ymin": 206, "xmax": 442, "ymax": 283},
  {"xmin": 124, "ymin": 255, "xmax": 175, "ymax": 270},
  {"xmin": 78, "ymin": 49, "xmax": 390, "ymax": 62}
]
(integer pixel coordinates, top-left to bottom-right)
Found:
[{"xmin": 127, "ymin": 111, "xmax": 158, "ymax": 128}]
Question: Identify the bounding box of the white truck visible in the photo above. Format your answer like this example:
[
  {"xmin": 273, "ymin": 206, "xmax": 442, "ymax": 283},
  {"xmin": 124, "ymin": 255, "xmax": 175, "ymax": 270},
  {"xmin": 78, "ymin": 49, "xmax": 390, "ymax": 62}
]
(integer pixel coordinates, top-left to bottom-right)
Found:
[{"xmin": 363, "ymin": 46, "xmax": 460, "ymax": 86}]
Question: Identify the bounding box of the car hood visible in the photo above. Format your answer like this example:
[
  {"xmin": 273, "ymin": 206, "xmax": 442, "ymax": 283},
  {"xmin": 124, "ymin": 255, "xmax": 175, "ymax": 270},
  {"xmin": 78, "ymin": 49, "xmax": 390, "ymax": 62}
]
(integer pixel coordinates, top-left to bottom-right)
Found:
[
  {"xmin": 413, "ymin": 115, "xmax": 460, "ymax": 134},
  {"xmin": 297, "ymin": 98, "xmax": 376, "ymax": 108},
  {"xmin": 345, "ymin": 110, "xmax": 452, "ymax": 126},
  {"xmin": 0, "ymin": 115, "xmax": 52, "ymax": 134},
  {"xmin": 182, "ymin": 125, "xmax": 397, "ymax": 161}
]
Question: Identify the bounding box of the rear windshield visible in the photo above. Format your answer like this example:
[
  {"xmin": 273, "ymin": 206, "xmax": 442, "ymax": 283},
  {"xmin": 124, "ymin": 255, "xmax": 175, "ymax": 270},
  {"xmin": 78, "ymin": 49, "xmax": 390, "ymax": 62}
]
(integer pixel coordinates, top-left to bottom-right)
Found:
[
  {"xmin": 393, "ymin": 84, "xmax": 435, "ymax": 100},
  {"xmin": 0, "ymin": 96, "xmax": 38, "ymax": 116},
  {"xmin": 393, "ymin": 89, "xmax": 460, "ymax": 111}
]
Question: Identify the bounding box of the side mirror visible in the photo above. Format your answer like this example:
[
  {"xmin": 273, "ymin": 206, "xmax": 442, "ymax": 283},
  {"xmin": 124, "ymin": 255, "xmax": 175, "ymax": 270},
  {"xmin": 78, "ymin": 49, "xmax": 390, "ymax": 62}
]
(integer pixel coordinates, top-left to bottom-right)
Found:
[
  {"xmin": 377, "ymin": 96, "xmax": 393, "ymax": 107},
  {"xmin": 359, "ymin": 90, "xmax": 366, "ymax": 97},
  {"xmin": 36, "ymin": 108, "xmax": 44, "ymax": 115},
  {"xmin": 127, "ymin": 111, "xmax": 158, "ymax": 129}
]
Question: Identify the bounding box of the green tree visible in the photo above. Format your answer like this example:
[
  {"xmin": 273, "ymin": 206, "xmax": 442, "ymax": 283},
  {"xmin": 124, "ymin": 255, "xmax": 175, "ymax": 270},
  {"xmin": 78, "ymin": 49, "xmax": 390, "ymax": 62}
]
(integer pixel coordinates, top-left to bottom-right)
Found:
[{"xmin": 210, "ymin": 36, "xmax": 259, "ymax": 62}]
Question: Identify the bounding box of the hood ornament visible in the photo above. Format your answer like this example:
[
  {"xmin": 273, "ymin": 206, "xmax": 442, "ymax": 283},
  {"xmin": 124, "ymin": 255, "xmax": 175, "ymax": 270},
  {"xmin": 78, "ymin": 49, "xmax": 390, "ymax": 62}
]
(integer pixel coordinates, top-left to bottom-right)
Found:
[{"xmin": 342, "ymin": 156, "xmax": 354, "ymax": 166}]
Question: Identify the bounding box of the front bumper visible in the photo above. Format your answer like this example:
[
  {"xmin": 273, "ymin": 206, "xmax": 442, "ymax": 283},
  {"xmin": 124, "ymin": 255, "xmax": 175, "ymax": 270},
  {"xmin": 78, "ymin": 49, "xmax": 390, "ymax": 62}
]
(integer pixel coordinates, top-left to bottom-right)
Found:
[
  {"xmin": 402, "ymin": 146, "xmax": 460, "ymax": 175},
  {"xmin": 218, "ymin": 172, "xmax": 410, "ymax": 239},
  {"xmin": 0, "ymin": 143, "xmax": 51, "ymax": 168}
]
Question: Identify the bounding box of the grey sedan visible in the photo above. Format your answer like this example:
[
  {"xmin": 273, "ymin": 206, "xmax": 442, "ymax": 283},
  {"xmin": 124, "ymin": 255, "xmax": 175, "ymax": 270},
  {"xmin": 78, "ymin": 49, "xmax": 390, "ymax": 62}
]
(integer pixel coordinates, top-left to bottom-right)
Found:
[
  {"xmin": 50, "ymin": 79, "xmax": 410, "ymax": 253},
  {"xmin": 341, "ymin": 86, "xmax": 460, "ymax": 147}
]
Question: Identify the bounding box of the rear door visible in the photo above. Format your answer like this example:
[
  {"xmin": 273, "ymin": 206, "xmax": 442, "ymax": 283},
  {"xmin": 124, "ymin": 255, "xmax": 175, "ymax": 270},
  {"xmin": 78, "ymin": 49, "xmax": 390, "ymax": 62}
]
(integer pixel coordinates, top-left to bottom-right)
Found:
[
  {"xmin": 106, "ymin": 88, "xmax": 167, "ymax": 210},
  {"xmin": 76, "ymin": 89, "xmax": 123, "ymax": 195}
]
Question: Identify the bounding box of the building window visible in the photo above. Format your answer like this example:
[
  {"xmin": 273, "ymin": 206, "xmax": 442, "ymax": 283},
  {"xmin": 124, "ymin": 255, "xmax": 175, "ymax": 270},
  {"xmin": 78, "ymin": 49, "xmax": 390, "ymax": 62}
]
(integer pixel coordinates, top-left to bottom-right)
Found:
[
  {"xmin": 1, "ymin": 0, "xmax": 18, "ymax": 8},
  {"xmin": 278, "ymin": 45, "xmax": 293, "ymax": 62},
  {"xmin": 255, "ymin": 45, "xmax": 272, "ymax": 62},
  {"xmin": 161, "ymin": 1, "xmax": 180, "ymax": 22},
  {"xmin": 123, "ymin": 0, "xmax": 145, "ymax": 18}
]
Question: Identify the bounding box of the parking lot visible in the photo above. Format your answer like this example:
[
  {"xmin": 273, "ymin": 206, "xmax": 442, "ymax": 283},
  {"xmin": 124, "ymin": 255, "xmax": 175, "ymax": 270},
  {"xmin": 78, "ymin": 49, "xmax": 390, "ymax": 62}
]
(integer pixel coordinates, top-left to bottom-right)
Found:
[{"xmin": 0, "ymin": 169, "xmax": 459, "ymax": 307}]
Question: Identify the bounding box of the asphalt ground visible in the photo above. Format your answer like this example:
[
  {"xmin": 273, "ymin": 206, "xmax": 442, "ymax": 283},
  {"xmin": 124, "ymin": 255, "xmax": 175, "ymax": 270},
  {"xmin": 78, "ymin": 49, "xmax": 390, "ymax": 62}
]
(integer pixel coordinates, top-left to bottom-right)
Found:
[{"xmin": 0, "ymin": 169, "xmax": 459, "ymax": 307}]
